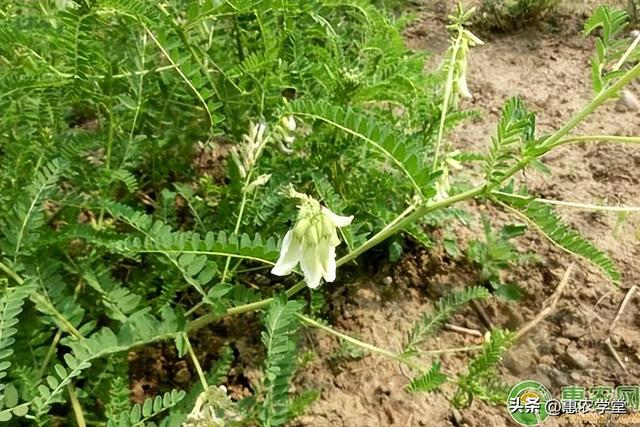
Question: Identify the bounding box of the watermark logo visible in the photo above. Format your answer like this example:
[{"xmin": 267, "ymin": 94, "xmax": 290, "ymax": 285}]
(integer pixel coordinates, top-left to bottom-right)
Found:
[
  {"xmin": 507, "ymin": 380, "xmax": 553, "ymax": 426},
  {"xmin": 507, "ymin": 381, "xmax": 640, "ymax": 425}
]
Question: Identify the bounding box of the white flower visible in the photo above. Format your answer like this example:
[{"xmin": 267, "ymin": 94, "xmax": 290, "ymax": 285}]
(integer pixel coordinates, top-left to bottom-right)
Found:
[
  {"xmin": 458, "ymin": 73, "xmax": 472, "ymax": 99},
  {"xmin": 281, "ymin": 115, "xmax": 296, "ymax": 132},
  {"xmin": 271, "ymin": 194, "xmax": 353, "ymax": 289},
  {"xmin": 434, "ymin": 179, "xmax": 450, "ymax": 201},
  {"xmin": 184, "ymin": 385, "xmax": 241, "ymax": 427}
]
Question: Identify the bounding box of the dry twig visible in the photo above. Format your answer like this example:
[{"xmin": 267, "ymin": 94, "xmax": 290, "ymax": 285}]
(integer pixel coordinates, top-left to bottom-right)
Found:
[
  {"xmin": 516, "ymin": 263, "xmax": 574, "ymax": 340},
  {"xmin": 604, "ymin": 285, "xmax": 637, "ymax": 374}
]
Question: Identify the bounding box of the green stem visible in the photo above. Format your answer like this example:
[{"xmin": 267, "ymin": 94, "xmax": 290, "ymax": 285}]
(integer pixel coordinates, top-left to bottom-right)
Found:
[
  {"xmin": 186, "ymin": 168, "xmax": 255, "ymax": 318},
  {"xmin": 613, "ymin": 30, "xmax": 640, "ymax": 71},
  {"xmin": 185, "ymin": 187, "xmax": 483, "ymax": 332},
  {"xmin": 186, "ymin": 280, "xmax": 306, "ymax": 332},
  {"xmin": 183, "ymin": 333, "xmax": 208, "ymax": 391},
  {"xmin": 220, "ymin": 171, "xmax": 254, "ymax": 284},
  {"xmin": 38, "ymin": 329, "xmax": 63, "ymax": 380},
  {"xmin": 296, "ymin": 313, "xmax": 420, "ymax": 369},
  {"xmin": 0, "ymin": 261, "xmax": 84, "ymax": 340},
  {"xmin": 423, "ymin": 345, "xmax": 483, "ymax": 355},
  {"xmin": 492, "ymin": 191, "xmax": 640, "ymax": 212},
  {"xmin": 549, "ymin": 134, "xmax": 640, "ymax": 150},
  {"xmin": 67, "ymin": 383, "xmax": 87, "ymax": 427},
  {"xmin": 142, "ymin": 23, "xmax": 215, "ymax": 127},
  {"xmin": 543, "ymin": 60, "xmax": 640, "ymax": 150}
]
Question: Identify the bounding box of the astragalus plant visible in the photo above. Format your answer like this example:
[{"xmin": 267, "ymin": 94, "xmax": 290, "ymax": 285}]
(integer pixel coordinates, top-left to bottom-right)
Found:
[{"xmin": 0, "ymin": 1, "xmax": 638, "ymax": 425}]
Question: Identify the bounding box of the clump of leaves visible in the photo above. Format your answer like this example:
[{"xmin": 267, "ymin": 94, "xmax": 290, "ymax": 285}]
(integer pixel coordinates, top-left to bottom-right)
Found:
[
  {"xmin": 466, "ymin": 216, "xmax": 531, "ymax": 300},
  {"xmin": 475, "ymin": 0, "xmax": 560, "ymax": 31}
]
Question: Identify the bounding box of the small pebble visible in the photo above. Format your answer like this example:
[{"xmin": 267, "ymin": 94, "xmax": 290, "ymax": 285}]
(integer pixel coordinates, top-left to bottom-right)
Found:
[
  {"xmin": 563, "ymin": 324, "xmax": 587, "ymax": 340},
  {"xmin": 616, "ymin": 89, "xmax": 640, "ymax": 112},
  {"xmin": 504, "ymin": 350, "xmax": 535, "ymax": 375},
  {"xmin": 564, "ymin": 350, "xmax": 591, "ymax": 370}
]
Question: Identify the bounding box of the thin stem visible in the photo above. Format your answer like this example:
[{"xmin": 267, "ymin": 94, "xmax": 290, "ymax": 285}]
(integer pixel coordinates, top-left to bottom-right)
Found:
[
  {"xmin": 492, "ymin": 191, "xmax": 640, "ymax": 212},
  {"xmin": 184, "ymin": 333, "xmax": 208, "ymax": 391},
  {"xmin": 142, "ymin": 23, "xmax": 215, "ymax": 127},
  {"xmin": 186, "ymin": 171, "xmax": 256, "ymax": 318},
  {"xmin": 542, "ymin": 60, "xmax": 640, "ymax": 150},
  {"xmin": 220, "ymin": 171, "xmax": 254, "ymax": 284},
  {"xmin": 120, "ymin": 31, "xmax": 147, "ymax": 170},
  {"xmin": 186, "ymin": 187, "xmax": 483, "ymax": 332},
  {"xmin": 549, "ymin": 135, "xmax": 640, "ymax": 150},
  {"xmin": 423, "ymin": 345, "xmax": 483, "ymax": 355},
  {"xmin": 296, "ymin": 313, "xmax": 423, "ymax": 369},
  {"xmin": 336, "ymin": 199, "xmax": 420, "ymax": 267},
  {"xmin": 613, "ymin": 30, "xmax": 640, "ymax": 71},
  {"xmin": 186, "ymin": 280, "xmax": 307, "ymax": 332},
  {"xmin": 0, "ymin": 261, "xmax": 83, "ymax": 340},
  {"xmin": 67, "ymin": 383, "xmax": 87, "ymax": 427},
  {"xmin": 38, "ymin": 329, "xmax": 63, "ymax": 380},
  {"xmin": 105, "ymin": 100, "xmax": 115, "ymax": 171},
  {"xmin": 0, "ymin": 259, "xmax": 24, "ymax": 284}
]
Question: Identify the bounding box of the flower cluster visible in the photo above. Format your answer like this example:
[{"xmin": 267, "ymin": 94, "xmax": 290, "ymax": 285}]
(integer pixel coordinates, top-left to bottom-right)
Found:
[
  {"xmin": 273, "ymin": 115, "xmax": 297, "ymax": 154},
  {"xmin": 184, "ymin": 386, "xmax": 241, "ymax": 427},
  {"xmin": 271, "ymin": 191, "xmax": 353, "ymax": 289}
]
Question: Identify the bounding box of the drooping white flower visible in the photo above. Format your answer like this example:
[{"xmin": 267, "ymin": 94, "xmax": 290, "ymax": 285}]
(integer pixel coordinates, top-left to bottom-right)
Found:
[
  {"xmin": 458, "ymin": 73, "xmax": 472, "ymax": 99},
  {"xmin": 281, "ymin": 115, "xmax": 296, "ymax": 133},
  {"xmin": 271, "ymin": 193, "xmax": 353, "ymax": 289}
]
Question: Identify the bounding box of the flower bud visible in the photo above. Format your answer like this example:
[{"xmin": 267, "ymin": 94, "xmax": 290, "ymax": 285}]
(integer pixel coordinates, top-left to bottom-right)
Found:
[
  {"xmin": 243, "ymin": 173, "xmax": 271, "ymax": 194},
  {"xmin": 231, "ymin": 149, "xmax": 246, "ymax": 178},
  {"xmin": 281, "ymin": 115, "xmax": 296, "ymax": 132},
  {"xmin": 306, "ymin": 222, "xmax": 320, "ymax": 247},
  {"xmin": 293, "ymin": 217, "xmax": 310, "ymax": 240}
]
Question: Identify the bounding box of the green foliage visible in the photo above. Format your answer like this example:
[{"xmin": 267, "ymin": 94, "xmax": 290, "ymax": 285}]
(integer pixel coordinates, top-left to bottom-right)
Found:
[
  {"xmin": 259, "ymin": 296, "xmax": 305, "ymax": 427},
  {"xmin": 406, "ymin": 361, "xmax": 448, "ymax": 394},
  {"xmin": 497, "ymin": 195, "xmax": 620, "ymax": 284},
  {"xmin": 288, "ymin": 100, "xmax": 438, "ymax": 198},
  {"xmin": 453, "ymin": 329, "xmax": 515, "ymax": 408},
  {"xmin": 0, "ymin": 284, "xmax": 33, "ymax": 422},
  {"xmin": 485, "ymin": 97, "xmax": 536, "ymax": 186},
  {"xmin": 475, "ymin": 0, "xmax": 560, "ymax": 31},
  {"xmin": 466, "ymin": 216, "xmax": 528, "ymax": 299},
  {"xmin": 107, "ymin": 389, "xmax": 187, "ymax": 427},
  {"xmin": 403, "ymin": 286, "xmax": 490, "ymax": 357},
  {"xmin": 0, "ymin": 0, "xmax": 637, "ymax": 425},
  {"xmin": 1, "ymin": 160, "xmax": 65, "ymax": 263},
  {"xmin": 584, "ymin": 6, "xmax": 635, "ymax": 93}
]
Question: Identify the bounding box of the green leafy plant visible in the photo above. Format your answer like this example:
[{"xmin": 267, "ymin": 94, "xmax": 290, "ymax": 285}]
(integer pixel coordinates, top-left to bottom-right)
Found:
[
  {"xmin": 453, "ymin": 329, "xmax": 515, "ymax": 408},
  {"xmin": 475, "ymin": 0, "xmax": 560, "ymax": 31},
  {"xmin": 0, "ymin": 1, "xmax": 639, "ymax": 425},
  {"xmin": 466, "ymin": 216, "xmax": 529, "ymax": 299}
]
